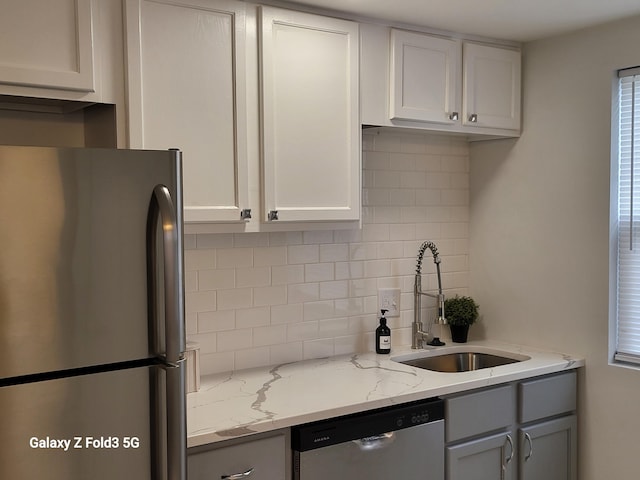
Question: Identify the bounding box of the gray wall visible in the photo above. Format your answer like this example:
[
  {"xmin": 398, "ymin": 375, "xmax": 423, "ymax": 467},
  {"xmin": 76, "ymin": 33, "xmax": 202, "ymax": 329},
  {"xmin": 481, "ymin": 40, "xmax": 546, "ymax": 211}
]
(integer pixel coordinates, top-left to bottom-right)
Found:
[{"xmin": 469, "ymin": 14, "xmax": 640, "ymax": 479}]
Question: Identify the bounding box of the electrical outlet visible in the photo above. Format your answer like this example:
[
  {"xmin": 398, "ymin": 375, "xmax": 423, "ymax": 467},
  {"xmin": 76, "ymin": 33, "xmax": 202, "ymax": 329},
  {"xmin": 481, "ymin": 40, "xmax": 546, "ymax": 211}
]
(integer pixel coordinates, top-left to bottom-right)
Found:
[{"xmin": 378, "ymin": 288, "xmax": 401, "ymax": 317}]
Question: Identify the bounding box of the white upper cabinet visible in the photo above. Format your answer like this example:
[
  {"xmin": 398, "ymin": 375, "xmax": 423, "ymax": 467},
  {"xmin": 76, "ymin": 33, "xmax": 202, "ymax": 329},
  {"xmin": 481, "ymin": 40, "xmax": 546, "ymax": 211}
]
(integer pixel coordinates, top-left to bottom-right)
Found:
[
  {"xmin": 361, "ymin": 23, "xmax": 521, "ymax": 137},
  {"xmin": 463, "ymin": 42, "xmax": 521, "ymax": 130},
  {"xmin": 390, "ymin": 30, "xmax": 460, "ymax": 124},
  {"xmin": 125, "ymin": 0, "xmax": 249, "ymax": 224},
  {"xmin": 259, "ymin": 6, "xmax": 360, "ymax": 223},
  {"xmin": 0, "ymin": 0, "xmax": 95, "ymax": 93}
]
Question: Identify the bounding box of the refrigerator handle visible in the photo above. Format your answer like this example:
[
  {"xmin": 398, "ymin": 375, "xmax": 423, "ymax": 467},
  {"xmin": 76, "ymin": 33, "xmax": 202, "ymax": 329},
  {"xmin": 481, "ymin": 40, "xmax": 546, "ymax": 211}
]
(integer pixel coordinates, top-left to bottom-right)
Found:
[{"xmin": 147, "ymin": 184, "xmax": 187, "ymax": 480}]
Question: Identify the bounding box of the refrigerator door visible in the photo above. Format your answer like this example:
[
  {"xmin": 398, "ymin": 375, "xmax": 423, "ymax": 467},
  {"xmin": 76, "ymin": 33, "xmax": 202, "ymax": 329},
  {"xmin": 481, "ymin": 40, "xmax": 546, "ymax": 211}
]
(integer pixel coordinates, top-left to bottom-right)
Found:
[
  {"xmin": 0, "ymin": 365, "xmax": 162, "ymax": 479},
  {"xmin": 0, "ymin": 146, "xmax": 183, "ymax": 379}
]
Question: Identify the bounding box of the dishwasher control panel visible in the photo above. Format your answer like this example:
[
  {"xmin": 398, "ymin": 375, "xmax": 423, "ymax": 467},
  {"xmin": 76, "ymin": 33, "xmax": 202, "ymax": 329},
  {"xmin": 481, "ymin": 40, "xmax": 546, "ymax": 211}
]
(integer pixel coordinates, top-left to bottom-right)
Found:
[{"xmin": 292, "ymin": 397, "xmax": 444, "ymax": 451}]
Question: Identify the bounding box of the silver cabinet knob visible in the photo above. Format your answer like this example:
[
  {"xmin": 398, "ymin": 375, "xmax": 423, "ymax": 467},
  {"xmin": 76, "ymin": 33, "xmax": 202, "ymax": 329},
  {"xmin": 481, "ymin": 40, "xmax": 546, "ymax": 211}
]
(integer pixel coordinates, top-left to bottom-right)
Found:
[
  {"xmin": 267, "ymin": 210, "xmax": 279, "ymax": 221},
  {"xmin": 469, "ymin": 113, "xmax": 478, "ymax": 123},
  {"xmin": 449, "ymin": 112, "xmax": 459, "ymax": 121},
  {"xmin": 240, "ymin": 209, "xmax": 252, "ymax": 220}
]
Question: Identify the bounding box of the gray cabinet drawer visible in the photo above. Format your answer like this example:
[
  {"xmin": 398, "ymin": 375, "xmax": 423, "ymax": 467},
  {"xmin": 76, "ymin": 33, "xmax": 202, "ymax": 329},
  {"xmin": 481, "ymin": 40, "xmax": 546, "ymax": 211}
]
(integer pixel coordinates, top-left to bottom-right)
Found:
[
  {"xmin": 188, "ymin": 432, "xmax": 287, "ymax": 480},
  {"xmin": 446, "ymin": 384, "xmax": 516, "ymax": 442},
  {"xmin": 519, "ymin": 371, "xmax": 576, "ymax": 423}
]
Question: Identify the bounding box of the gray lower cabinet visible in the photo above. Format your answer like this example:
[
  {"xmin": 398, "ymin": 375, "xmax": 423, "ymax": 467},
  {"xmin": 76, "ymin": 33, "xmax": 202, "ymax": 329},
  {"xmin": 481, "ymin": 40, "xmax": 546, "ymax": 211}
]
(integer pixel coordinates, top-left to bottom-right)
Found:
[
  {"xmin": 188, "ymin": 430, "xmax": 290, "ymax": 480},
  {"xmin": 519, "ymin": 415, "xmax": 577, "ymax": 480},
  {"xmin": 445, "ymin": 370, "xmax": 578, "ymax": 480},
  {"xmin": 446, "ymin": 430, "xmax": 515, "ymax": 480}
]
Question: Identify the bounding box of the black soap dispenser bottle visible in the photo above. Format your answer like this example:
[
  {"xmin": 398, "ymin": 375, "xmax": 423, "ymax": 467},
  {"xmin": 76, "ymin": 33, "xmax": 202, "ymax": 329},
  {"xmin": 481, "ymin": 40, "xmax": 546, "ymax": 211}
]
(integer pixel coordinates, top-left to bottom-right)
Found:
[{"xmin": 376, "ymin": 309, "xmax": 391, "ymax": 354}]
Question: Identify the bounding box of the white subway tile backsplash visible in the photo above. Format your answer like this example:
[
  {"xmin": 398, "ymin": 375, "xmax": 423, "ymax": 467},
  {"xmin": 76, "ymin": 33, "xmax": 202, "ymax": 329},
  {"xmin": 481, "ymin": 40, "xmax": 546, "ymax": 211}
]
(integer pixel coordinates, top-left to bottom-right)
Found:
[
  {"xmin": 303, "ymin": 300, "xmax": 335, "ymax": 321},
  {"xmin": 415, "ymin": 189, "xmax": 442, "ymax": 206},
  {"xmin": 185, "ymin": 249, "xmax": 216, "ymax": 271},
  {"xmin": 374, "ymin": 170, "xmax": 401, "ymax": 188},
  {"xmin": 184, "ymin": 234, "xmax": 197, "ymax": 249},
  {"xmin": 233, "ymin": 232, "xmax": 269, "ymax": 248},
  {"xmin": 303, "ymin": 338, "xmax": 335, "ymax": 359},
  {"xmin": 217, "ymin": 328, "xmax": 253, "ymax": 352},
  {"xmin": 185, "ymin": 271, "xmax": 198, "ymax": 292},
  {"xmin": 288, "ymin": 321, "xmax": 319, "ymax": 342},
  {"xmin": 303, "ymin": 230, "xmax": 334, "ymax": 245},
  {"xmin": 319, "ymin": 243, "xmax": 349, "ymax": 263},
  {"xmin": 350, "ymin": 243, "xmax": 378, "ymax": 261},
  {"xmin": 196, "ymin": 233, "xmax": 233, "ymax": 249},
  {"xmin": 236, "ymin": 267, "xmax": 271, "ymax": 288},
  {"xmin": 186, "ymin": 291, "xmax": 217, "ymax": 314},
  {"xmin": 377, "ymin": 241, "xmax": 405, "ymax": 259},
  {"xmin": 334, "ymin": 297, "xmax": 364, "ymax": 317},
  {"xmin": 287, "ymin": 283, "xmax": 319, "ymax": 303},
  {"xmin": 415, "ymin": 154, "xmax": 442, "ymax": 172},
  {"xmin": 269, "ymin": 231, "xmax": 303, "ymax": 246},
  {"xmin": 235, "ymin": 306, "xmax": 270, "ymax": 329},
  {"xmin": 363, "ymin": 150, "xmax": 390, "ymax": 170},
  {"xmin": 362, "ymin": 224, "xmax": 390, "ymax": 242},
  {"xmin": 253, "ymin": 285, "xmax": 287, "ymax": 307},
  {"xmin": 335, "ymin": 261, "xmax": 364, "ymax": 280},
  {"xmin": 363, "ymin": 259, "xmax": 391, "ymax": 278},
  {"xmin": 198, "ymin": 310, "xmax": 235, "ymax": 333},
  {"xmin": 349, "ymin": 278, "xmax": 378, "ymax": 298},
  {"xmin": 319, "ymin": 318, "xmax": 350, "ymax": 338},
  {"xmin": 253, "ymin": 325, "xmax": 287, "ymax": 346},
  {"xmin": 234, "ymin": 347, "xmax": 271, "ymax": 370},
  {"xmin": 199, "ymin": 268, "xmax": 235, "ymax": 290},
  {"xmin": 216, "ymin": 248, "xmax": 253, "ymax": 269},
  {"xmin": 200, "ymin": 351, "xmax": 234, "ymax": 375},
  {"xmin": 217, "ymin": 288, "xmax": 252, "ymax": 310},
  {"xmin": 254, "ymin": 246, "xmax": 287, "ymax": 266},
  {"xmin": 389, "ymin": 189, "xmax": 415, "ymax": 206},
  {"xmin": 271, "ymin": 303, "xmax": 304, "ymax": 324},
  {"xmin": 272, "ymin": 265, "xmax": 305, "ymax": 285},
  {"xmin": 186, "ymin": 312, "xmax": 198, "ymax": 335},
  {"xmin": 305, "ymin": 263, "xmax": 334, "ymax": 282},
  {"xmin": 185, "ymin": 131, "xmax": 470, "ymax": 375},
  {"xmin": 319, "ymin": 280, "xmax": 349, "ymax": 300},
  {"xmin": 288, "ymin": 244, "xmax": 320, "ymax": 264},
  {"xmin": 373, "ymin": 207, "xmax": 403, "ymax": 224},
  {"xmin": 270, "ymin": 342, "xmax": 303, "ymax": 364}
]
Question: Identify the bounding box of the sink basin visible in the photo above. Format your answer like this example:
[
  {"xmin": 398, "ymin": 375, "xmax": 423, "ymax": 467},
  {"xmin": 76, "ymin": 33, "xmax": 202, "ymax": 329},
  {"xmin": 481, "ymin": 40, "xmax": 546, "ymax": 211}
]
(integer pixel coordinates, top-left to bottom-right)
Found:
[{"xmin": 392, "ymin": 348, "xmax": 530, "ymax": 373}]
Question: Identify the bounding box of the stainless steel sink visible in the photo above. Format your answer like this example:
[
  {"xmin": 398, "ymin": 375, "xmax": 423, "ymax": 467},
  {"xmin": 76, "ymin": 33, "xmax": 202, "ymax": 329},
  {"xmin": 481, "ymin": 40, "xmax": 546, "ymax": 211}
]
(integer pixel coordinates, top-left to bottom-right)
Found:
[{"xmin": 391, "ymin": 349, "xmax": 530, "ymax": 373}]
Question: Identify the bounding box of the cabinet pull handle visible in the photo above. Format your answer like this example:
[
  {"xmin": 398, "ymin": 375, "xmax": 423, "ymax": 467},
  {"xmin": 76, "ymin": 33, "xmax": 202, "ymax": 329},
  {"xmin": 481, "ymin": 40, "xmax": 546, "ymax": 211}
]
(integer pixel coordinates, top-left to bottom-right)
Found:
[
  {"xmin": 221, "ymin": 467, "xmax": 254, "ymax": 479},
  {"xmin": 505, "ymin": 434, "xmax": 514, "ymax": 464},
  {"xmin": 268, "ymin": 210, "xmax": 279, "ymax": 221},
  {"xmin": 469, "ymin": 113, "xmax": 478, "ymax": 123},
  {"xmin": 240, "ymin": 209, "xmax": 252, "ymax": 220},
  {"xmin": 449, "ymin": 111, "xmax": 459, "ymax": 121},
  {"xmin": 524, "ymin": 432, "xmax": 533, "ymax": 461}
]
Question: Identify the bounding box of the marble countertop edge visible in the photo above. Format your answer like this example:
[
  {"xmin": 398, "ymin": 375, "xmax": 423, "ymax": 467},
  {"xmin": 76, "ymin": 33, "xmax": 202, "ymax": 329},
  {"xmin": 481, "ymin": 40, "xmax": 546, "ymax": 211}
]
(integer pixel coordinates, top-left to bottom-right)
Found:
[{"xmin": 186, "ymin": 340, "xmax": 585, "ymax": 449}]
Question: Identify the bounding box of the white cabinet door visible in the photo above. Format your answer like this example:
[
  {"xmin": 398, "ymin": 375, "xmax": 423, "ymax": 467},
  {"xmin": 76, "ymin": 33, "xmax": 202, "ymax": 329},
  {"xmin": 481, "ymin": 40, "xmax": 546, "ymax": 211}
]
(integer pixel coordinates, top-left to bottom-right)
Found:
[
  {"xmin": 463, "ymin": 42, "xmax": 521, "ymax": 130},
  {"xmin": 390, "ymin": 29, "xmax": 460, "ymax": 124},
  {"xmin": 0, "ymin": 0, "xmax": 94, "ymax": 92},
  {"xmin": 259, "ymin": 7, "xmax": 360, "ymax": 222},
  {"xmin": 125, "ymin": 0, "xmax": 249, "ymax": 223}
]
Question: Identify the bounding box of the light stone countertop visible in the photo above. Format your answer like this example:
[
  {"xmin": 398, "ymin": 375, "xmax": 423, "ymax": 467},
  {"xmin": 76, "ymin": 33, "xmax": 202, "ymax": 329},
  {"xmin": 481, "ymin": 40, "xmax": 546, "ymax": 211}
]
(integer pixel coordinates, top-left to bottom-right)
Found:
[{"xmin": 186, "ymin": 340, "xmax": 584, "ymax": 448}]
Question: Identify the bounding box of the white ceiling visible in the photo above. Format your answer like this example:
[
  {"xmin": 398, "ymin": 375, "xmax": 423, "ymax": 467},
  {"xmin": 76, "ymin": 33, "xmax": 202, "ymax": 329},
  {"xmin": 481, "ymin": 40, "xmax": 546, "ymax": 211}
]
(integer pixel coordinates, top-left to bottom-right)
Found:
[{"xmin": 284, "ymin": 0, "xmax": 640, "ymax": 42}]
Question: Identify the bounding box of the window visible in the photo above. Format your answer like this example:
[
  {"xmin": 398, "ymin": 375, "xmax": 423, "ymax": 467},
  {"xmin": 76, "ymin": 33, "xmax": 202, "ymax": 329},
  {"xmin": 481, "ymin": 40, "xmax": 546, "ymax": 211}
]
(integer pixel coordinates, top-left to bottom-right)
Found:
[{"xmin": 614, "ymin": 67, "xmax": 640, "ymax": 365}]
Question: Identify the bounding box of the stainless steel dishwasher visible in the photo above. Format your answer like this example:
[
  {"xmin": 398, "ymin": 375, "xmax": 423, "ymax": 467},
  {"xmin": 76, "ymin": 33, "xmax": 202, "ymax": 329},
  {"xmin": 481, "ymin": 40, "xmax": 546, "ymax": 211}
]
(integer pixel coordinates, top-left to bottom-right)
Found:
[{"xmin": 292, "ymin": 397, "xmax": 445, "ymax": 480}]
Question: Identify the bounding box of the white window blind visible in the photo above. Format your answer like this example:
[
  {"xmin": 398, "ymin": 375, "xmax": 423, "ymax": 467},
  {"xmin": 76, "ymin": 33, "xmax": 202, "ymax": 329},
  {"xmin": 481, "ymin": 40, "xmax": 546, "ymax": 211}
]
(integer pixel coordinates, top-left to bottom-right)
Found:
[{"xmin": 616, "ymin": 67, "xmax": 640, "ymax": 364}]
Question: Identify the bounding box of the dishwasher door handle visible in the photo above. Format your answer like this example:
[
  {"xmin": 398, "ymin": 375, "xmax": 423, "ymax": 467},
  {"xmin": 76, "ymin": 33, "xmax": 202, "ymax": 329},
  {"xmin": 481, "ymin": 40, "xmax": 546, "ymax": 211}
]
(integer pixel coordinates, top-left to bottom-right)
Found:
[{"xmin": 352, "ymin": 432, "xmax": 396, "ymax": 451}]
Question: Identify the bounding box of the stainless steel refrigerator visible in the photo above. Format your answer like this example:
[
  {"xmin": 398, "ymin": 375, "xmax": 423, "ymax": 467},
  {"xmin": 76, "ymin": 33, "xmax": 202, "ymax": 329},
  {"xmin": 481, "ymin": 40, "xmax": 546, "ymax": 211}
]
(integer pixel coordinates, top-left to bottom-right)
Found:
[{"xmin": 0, "ymin": 146, "xmax": 186, "ymax": 480}]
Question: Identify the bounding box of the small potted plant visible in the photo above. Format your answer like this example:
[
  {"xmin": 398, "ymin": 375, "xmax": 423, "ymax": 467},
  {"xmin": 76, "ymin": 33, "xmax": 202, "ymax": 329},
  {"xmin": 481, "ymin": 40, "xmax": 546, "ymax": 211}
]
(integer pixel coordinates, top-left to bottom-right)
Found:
[{"xmin": 444, "ymin": 295, "xmax": 479, "ymax": 343}]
